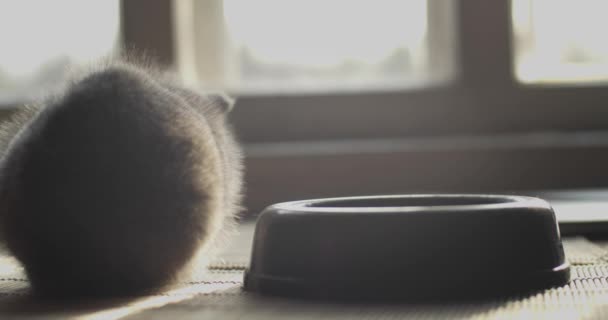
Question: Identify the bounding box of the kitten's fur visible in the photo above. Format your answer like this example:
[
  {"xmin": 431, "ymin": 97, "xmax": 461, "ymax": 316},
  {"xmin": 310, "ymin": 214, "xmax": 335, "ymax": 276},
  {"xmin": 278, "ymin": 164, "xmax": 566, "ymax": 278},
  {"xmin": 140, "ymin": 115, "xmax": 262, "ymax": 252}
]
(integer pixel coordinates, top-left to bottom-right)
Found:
[{"xmin": 0, "ymin": 60, "xmax": 242, "ymax": 297}]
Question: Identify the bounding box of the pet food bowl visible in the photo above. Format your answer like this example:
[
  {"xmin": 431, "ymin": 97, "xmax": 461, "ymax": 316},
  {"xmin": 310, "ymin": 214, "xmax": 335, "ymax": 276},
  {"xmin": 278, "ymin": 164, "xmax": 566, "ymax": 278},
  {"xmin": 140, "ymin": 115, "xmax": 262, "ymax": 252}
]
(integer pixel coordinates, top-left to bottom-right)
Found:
[{"xmin": 244, "ymin": 194, "xmax": 570, "ymax": 300}]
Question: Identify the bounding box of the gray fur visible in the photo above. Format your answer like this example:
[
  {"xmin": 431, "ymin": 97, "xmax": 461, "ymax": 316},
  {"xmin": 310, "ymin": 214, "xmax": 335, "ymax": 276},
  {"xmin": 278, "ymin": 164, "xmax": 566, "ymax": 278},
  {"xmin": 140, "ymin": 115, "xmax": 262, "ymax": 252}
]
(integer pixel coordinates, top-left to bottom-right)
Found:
[{"xmin": 0, "ymin": 61, "xmax": 243, "ymax": 297}]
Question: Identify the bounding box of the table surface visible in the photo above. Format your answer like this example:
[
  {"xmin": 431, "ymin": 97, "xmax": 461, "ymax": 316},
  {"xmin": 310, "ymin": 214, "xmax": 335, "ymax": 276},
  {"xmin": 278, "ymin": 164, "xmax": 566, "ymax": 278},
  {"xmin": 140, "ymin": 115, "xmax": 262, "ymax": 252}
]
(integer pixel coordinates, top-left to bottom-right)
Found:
[{"xmin": 2, "ymin": 219, "xmax": 608, "ymax": 319}]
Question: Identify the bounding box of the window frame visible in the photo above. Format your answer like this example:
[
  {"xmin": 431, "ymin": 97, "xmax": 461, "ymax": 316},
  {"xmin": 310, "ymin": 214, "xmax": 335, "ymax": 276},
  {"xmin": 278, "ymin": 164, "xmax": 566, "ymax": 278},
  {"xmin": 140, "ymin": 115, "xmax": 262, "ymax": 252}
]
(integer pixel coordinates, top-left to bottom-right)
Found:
[{"xmin": 122, "ymin": 0, "xmax": 608, "ymax": 142}]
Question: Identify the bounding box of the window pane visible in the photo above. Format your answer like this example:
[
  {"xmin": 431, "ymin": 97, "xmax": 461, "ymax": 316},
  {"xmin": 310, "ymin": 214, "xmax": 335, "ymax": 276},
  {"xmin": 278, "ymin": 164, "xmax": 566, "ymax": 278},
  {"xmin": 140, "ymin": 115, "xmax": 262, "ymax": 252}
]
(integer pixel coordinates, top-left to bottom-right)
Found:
[
  {"xmin": 180, "ymin": 0, "xmax": 455, "ymax": 94},
  {"xmin": 0, "ymin": 0, "xmax": 120, "ymax": 104},
  {"xmin": 512, "ymin": 0, "xmax": 608, "ymax": 84}
]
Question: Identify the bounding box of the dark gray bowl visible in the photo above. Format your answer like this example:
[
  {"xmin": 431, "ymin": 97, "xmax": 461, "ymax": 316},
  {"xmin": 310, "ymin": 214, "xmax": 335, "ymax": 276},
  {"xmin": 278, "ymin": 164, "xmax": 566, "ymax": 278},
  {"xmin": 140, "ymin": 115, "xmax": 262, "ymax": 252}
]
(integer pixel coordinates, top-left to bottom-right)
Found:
[{"xmin": 244, "ymin": 194, "xmax": 570, "ymax": 300}]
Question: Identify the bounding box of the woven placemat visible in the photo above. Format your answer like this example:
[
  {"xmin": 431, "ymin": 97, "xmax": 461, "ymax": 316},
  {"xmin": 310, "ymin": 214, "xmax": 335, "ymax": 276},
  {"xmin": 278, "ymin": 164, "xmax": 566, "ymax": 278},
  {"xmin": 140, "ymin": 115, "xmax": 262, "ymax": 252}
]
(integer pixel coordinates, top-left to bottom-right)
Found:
[{"xmin": 2, "ymin": 225, "xmax": 608, "ymax": 319}]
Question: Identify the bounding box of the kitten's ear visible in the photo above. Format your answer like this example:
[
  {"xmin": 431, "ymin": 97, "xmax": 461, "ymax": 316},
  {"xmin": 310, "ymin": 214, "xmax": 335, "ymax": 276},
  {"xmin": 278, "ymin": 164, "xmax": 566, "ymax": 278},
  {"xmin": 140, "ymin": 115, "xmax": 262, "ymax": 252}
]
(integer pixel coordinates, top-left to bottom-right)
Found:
[{"xmin": 209, "ymin": 93, "xmax": 235, "ymax": 114}]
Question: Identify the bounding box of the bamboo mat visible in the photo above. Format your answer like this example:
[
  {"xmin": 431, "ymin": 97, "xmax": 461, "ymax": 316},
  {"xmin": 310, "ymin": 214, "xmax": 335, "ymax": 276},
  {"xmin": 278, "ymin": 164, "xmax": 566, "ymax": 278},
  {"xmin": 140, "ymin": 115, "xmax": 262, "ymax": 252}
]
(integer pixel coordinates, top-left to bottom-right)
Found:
[{"xmin": 1, "ymin": 224, "xmax": 608, "ymax": 319}]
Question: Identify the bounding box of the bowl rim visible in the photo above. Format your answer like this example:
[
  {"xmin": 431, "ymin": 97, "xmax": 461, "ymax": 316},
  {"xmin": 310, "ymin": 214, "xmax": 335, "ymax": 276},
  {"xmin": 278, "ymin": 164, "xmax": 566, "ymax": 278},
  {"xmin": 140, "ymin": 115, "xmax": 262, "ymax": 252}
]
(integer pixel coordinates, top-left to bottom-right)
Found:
[{"xmin": 269, "ymin": 194, "xmax": 551, "ymax": 214}]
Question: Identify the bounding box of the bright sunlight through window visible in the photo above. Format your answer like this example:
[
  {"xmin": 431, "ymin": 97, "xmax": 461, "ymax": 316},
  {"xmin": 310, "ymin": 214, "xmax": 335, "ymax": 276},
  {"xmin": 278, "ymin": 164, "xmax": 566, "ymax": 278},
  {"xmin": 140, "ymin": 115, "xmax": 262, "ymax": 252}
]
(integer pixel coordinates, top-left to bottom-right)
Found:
[
  {"xmin": 513, "ymin": 0, "xmax": 608, "ymax": 84},
  {"xmin": 0, "ymin": 0, "xmax": 120, "ymax": 104},
  {"xmin": 226, "ymin": 0, "xmax": 431, "ymax": 93},
  {"xmin": 176, "ymin": 0, "xmax": 454, "ymax": 94}
]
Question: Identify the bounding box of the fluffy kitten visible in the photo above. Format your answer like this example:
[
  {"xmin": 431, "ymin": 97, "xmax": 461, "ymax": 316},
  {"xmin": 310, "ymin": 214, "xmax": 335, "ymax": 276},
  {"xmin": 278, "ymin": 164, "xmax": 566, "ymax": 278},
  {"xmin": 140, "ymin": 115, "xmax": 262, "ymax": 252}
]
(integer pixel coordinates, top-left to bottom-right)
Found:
[{"xmin": 0, "ymin": 60, "xmax": 242, "ymax": 297}]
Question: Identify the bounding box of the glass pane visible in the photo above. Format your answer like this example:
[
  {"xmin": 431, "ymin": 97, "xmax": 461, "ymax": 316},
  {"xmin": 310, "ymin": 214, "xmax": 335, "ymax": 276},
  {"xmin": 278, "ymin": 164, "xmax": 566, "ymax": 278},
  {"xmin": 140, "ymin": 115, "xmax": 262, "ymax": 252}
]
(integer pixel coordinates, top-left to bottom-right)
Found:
[
  {"xmin": 220, "ymin": 0, "xmax": 449, "ymax": 93},
  {"xmin": 0, "ymin": 0, "xmax": 120, "ymax": 104},
  {"xmin": 512, "ymin": 0, "xmax": 608, "ymax": 84}
]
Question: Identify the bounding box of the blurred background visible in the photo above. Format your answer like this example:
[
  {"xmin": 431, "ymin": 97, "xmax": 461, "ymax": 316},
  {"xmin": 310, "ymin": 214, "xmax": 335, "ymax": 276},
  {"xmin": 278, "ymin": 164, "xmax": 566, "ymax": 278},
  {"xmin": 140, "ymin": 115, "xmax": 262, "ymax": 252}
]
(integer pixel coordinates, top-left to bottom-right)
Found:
[{"xmin": 2, "ymin": 0, "xmax": 608, "ymax": 215}]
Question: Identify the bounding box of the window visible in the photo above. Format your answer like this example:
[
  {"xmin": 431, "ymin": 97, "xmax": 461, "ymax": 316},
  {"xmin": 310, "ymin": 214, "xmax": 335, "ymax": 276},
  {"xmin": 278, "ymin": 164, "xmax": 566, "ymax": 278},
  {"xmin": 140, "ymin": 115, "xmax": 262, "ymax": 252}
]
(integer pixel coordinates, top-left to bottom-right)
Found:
[
  {"xmin": 5, "ymin": 0, "xmax": 608, "ymax": 214},
  {"xmin": 512, "ymin": 0, "xmax": 608, "ymax": 84},
  {"xmin": 0, "ymin": 0, "xmax": 120, "ymax": 105},
  {"xmin": 174, "ymin": 0, "xmax": 456, "ymax": 94}
]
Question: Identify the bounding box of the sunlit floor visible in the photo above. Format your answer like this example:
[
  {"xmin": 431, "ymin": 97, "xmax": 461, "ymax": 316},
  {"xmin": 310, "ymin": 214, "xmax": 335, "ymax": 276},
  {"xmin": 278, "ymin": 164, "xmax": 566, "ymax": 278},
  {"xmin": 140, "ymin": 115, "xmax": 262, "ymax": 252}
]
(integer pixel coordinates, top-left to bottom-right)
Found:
[{"xmin": 3, "ymin": 215, "xmax": 608, "ymax": 319}]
